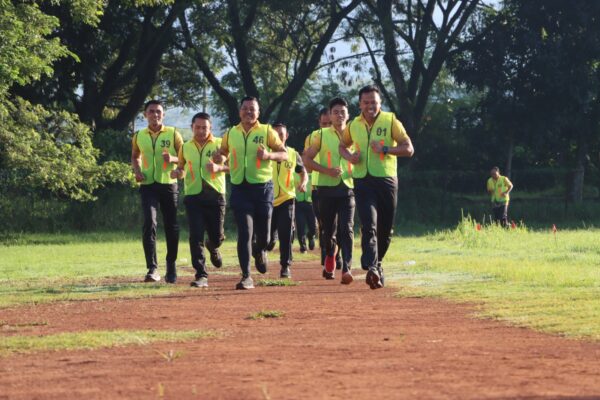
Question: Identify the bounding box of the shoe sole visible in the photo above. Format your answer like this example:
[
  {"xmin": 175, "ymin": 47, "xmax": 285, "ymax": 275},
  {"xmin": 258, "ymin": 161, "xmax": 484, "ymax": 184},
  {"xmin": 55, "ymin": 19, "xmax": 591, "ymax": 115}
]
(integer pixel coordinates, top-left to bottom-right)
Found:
[
  {"xmin": 235, "ymin": 283, "xmax": 255, "ymax": 290},
  {"xmin": 322, "ymin": 270, "xmax": 335, "ymax": 280},
  {"xmin": 144, "ymin": 276, "xmax": 160, "ymax": 283},
  {"xmin": 341, "ymin": 273, "xmax": 353, "ymax": 285},
  {"xmin": 366, "ymin": 270, "xmax": 383, "ymax": 290}
]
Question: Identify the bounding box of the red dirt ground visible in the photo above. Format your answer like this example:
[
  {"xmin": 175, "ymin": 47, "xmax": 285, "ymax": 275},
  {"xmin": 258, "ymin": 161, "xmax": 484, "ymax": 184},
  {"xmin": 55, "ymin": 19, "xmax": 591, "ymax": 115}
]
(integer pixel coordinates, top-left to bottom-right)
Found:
[{"xmin": 1, "ymin": 260, "xmax": 599, "ymax": 400}]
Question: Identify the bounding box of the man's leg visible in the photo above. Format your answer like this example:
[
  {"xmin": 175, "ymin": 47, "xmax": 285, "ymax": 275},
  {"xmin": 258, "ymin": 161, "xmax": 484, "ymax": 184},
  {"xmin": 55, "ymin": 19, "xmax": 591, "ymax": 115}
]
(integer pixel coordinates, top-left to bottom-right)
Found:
[
  {"xmin": 312, "ymin": 189, "xmax": 326, "ymax": 266},
  {"xmin": 184, "ymin": 197, "xmax": 208, "ymax": 283},
  {"xmin": 306, "ymin": 202, "xmax": 317, "ymax": 249},
  {"xmin": 375, "ymin": 178, "xmax": 398, "ymax": 263},
  {"xmin": 267, "ymin": 204, "xmax": 278, "ymax": 251},
  {"xmin": 140, "ymin": 184, "xmax": 159, "ymax": 280},
  {"xmin": 252, "ymin": 183, "xmax": 274, "ymax": 274},
  {"xmin": 337, "ymin": 195, "xmax": 355, "ymax": 283},
  {"xmin": 230, "ymin": 185, "xmax": 255, "ymax": 289},
  {"xmin": 295, "ymin": 202, "xmax": 307, "ymax": 252},
  {"xmin": 159, "ymin": 183, "xmax": 180, "ymax": 283},
  {"xmin": 204, "ymin": 197, "xmax": 226, "ymax": 268},
  {"xmin": 354, "ymin": 179, "xmax": 378, "ymax": 271},
  {"xmin": 319, "ymin": 195, "xmax": 339, "ymax": 277},
  {"xmin": 501, "ymin": 204, "xmax": 509, "ymax": 227},
  {"xmin": 276, "ymin": 200, "xmax": 295, "ymax": 277}
]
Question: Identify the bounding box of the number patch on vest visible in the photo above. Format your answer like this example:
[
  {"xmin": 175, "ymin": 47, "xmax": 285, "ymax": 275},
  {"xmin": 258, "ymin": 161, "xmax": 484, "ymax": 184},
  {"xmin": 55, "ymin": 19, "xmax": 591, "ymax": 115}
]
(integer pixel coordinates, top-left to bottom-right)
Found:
[
  {"xmin": 160, "ymin": 139, "xmax": 171, "ymax": 147},
  {"xmin": 252, "ymin": 136, "xmax": 264, "ymax": 144},
  {"xmin": 284, "ymin": 161, "xmax": 293, "ymax": 169},
  {"xmin": 376, "ymin": 127, "xmax": 387, "ymax": 136}
]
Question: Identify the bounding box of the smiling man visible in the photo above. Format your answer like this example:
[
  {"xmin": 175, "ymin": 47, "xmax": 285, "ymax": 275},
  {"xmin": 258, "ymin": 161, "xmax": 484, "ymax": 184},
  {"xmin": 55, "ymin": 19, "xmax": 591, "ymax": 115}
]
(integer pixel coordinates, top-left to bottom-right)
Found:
[
  {"xmin": 131, "ymin": 100, "xmax": 183, "ymax": 284},
  {"xmin": 340, "ymin": 85, "xmax": 414, "ymax": 290},
  {"xmin": 214, "ymin": 96, "xmax": 288, "ymax": 290}
]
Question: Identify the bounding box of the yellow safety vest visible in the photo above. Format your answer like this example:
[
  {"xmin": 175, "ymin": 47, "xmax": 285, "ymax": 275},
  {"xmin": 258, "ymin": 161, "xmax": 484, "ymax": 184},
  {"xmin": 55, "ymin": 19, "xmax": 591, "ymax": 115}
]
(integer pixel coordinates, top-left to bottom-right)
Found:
[
  {"xmin": 348, "ymin": 111, "xmax": 397, "ymax": 178},
  {"xmin": 182, "ymin": 138, "xmax": 226, "ymax": 195},
  {"xmin": 273, "ymin": 147, "xmax": 297, "ymax": 207},
  {"xmin": 227, "ymin": 123, "xmax": 272, "ymax": 184},
  {"xmin": 136, "ymin": 127, "xmax": 177, "ymax": 185},
  {"xmin": 314, "ymin": 127, "xmax": 353, "ymax": 189},
  {"xmin": 487, "ymin": 176, "xmax": 510, "ymax": 203}
]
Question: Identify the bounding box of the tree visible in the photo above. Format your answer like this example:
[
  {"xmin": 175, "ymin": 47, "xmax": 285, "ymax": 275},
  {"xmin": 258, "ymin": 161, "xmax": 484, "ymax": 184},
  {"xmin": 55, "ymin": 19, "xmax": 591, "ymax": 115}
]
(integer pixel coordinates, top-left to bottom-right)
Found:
[
  {"xmin": 179, "ymin": 0, "xmax": 362, "ymax": 125},
  {"xmin": 1, "ymin": 0, "xmax": 129, "ymax": 201},
  {"xmin": 350, "ymin": 0, "xmax": 486, "ymax": 135}
]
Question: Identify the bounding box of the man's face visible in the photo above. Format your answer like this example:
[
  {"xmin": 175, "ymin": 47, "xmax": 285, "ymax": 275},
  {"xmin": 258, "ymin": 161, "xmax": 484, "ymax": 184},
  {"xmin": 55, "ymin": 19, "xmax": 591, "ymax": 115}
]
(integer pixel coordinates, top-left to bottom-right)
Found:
[
  {"xmin": 359, "ymin": 91, "xmax": 382, "ymax": 120},
  {"xmin": 144, "ymin": 104, "xmax": 164, "ymax": 127},
  {"xmin": 274, "ymin": 125, "xmax": 288, "ymax": 144},
  {"xmin": 192, "ymin": 118, "xmax": 211, "ymax": 142},
  {"xmin": 319, "ymin": 113, "xmax": 331, "ymax": 128},
  {"xmin": 491, "ymin": 169, "xmax": 500, "ymax": 179},
  {"xmin": 239, "ymin": 99, "xmax": 259, "ymax": 125},
  {"xmin": 330, "ymin": 104, "xmax": 348, "ymax": 127}
]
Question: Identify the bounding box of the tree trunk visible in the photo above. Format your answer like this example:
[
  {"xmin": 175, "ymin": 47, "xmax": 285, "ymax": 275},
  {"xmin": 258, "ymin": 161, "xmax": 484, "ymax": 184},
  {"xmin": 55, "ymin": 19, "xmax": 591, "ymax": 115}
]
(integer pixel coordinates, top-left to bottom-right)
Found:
[
  {"xmin": 505, "ymin": 133, "xmax": 514, "ymax": 179},
  {"xmin": 567, "ymin": 133, "xmax": 587, "ymax": 203}
]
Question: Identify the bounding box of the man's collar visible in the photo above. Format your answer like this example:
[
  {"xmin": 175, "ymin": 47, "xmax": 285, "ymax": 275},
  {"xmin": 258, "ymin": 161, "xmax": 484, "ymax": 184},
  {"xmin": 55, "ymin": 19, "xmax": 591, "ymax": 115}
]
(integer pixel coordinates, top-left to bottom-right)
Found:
[{"xmin": 147, "ymin": 125, "xmax": 167, "ymax": 135}]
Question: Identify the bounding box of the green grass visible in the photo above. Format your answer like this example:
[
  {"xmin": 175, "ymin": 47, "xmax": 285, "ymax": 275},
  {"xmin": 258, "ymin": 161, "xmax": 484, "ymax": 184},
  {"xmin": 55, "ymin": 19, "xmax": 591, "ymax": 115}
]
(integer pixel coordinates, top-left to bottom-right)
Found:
[
  {"xmin": 385, "ymin": 217, "xmax": 600, "ymax": 340},
  {"xmin": 0, "ymin": 329, "xmax": 217, "ymax": 356},
  {"xmin": 255, "ymin": 279, "xmax": 299, "ymax": 287},
  {"xmin": 0, "ymin": 232, "xmax": 318, "ymax": 308},
  {"xmin": 247, "ymin": 310, "xmax": 285, "ymax": 320}
]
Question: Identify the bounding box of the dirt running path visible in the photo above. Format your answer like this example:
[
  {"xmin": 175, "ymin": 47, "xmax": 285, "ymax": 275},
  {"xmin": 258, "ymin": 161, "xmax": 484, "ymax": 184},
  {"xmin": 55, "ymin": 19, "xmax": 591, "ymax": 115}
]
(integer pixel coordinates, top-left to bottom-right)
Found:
[{"xmin": 1, "ymin": 260, "xmax": 599, "ymax": 400}]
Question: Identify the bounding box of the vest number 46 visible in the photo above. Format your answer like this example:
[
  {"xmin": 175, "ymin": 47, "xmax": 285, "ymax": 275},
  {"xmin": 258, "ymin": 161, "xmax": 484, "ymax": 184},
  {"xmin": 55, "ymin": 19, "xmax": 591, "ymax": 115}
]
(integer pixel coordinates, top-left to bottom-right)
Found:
[{"xmin": 252, "ymin": 136, "xmax": 264, "ymax": 144}]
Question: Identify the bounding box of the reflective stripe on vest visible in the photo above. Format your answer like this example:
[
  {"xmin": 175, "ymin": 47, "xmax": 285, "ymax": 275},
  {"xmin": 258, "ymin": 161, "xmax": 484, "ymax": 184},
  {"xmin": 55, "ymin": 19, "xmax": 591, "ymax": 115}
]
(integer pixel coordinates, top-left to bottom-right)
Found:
[
  {"xmin": 182, "ymin": 138, "xmax": 226, "ymax": 196},
  {"xmin": 273, "ymin": 147, "xmax": 297, "ymax": 207},
  {"xmin": 227, "ymin": 123, "xmax": 272, "ymax": 184},
  {"xmin": 315, "ymin": 127, "xmax": 353, "ymax": 188},
  {"xmin": 307, "ymin": 129, "xmax": 320, "ymax": 187},
  {"xmin": 349, "ymin": 111, "xmax": 397, "ymax": 178},
  {"xmin": 136, "ymin": 127, "xmax": 177, "ymax": 184}
]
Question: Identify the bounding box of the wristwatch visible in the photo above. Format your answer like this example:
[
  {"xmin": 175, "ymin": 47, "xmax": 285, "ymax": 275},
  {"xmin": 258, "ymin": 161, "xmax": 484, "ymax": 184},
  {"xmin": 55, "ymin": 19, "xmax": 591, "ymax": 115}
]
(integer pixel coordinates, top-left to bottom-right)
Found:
[{"xmin": 382, "ymin": 146, "xmax": 389, "ymax": 155}]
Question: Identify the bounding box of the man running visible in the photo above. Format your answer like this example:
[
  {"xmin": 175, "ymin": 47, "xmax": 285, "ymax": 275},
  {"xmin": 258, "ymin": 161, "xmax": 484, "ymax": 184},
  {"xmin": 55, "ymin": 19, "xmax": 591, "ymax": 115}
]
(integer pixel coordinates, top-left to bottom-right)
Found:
[
  {"xmin": 341, "ymin": 85, "xmax": 414, "ymax": 290},
  {"xmin": 294, "ymin": 169, "xmax": 316, "ymax": 253},
  {"xmin": 131, "ymin": 100, "xmax": 183, "ymax": 284},
  {"xmin": 487, "ymin": 166, "xmax": 513, "ymax": 227},
  {"xmin": 269, "ymin": 123, "xmax": 308, "ymax": 278},
  {"xmin": 171, "ymin": 112, "xmax": 228, "ymax": 288},
  {"xmin": 303, "ymin": 98, "xmax": 355, "ymax": 284},
  {"xmin": 214, "ymin": 96, "xmax": 288, "ymax": 290}
]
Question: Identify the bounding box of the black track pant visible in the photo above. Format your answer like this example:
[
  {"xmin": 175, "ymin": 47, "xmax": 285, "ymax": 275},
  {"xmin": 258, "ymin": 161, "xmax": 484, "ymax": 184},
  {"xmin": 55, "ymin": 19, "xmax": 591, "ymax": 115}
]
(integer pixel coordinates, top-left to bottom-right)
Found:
[
  {"xmin": 230, "ymin": 182, "xmax": 273, "ymax": 277},
  {"xmin": 354, "ymin": 177, "xmax": 397, "ymax": 270},
  {"xmin": 492, "ymin": 203, "xmax": 509, "ymax": 227},
  {"xmin": 272, "ymin": 199, "xmax": 295, "ymax": 268},
  {"xmin": 184, "ymin": 192, "xmax": 225, "ymax": 278},
  {"xmin": 319, "ymin": 194, "xmax": 355, "ymax": 273},
  {"xmin": 140, "ymin": 183, "xmax": 179, "ymax": 271},
  {"xmin": 312, "ymin": 189, "xmax": 342, "ymax": 266},
  {"xmin": 295, "ymin": 201, "xmax": 316, "ymax": 246}
]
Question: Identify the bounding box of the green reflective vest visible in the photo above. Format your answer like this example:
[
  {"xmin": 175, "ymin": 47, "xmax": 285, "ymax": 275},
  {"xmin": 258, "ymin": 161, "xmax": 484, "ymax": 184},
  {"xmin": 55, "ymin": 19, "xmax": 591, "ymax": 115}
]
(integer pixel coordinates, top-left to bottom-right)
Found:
[
  {"xmin": 487, "ymin": 176, "xmax": 511, "ymax": 203},
  {"xmin": 307, "ymin": 130, "xmax": 320, "ymax": 187},
  {"xmin": 227, "ymin": 123, "xmax": 273, "ymax": 184},
  {"xmin": 296, "ymin": 172, "xmax": 312, "ymax": 202},
  {"xmin": 136, "ymin": 127, "xmax": 177, "ymax": 185},
  {"xmin": 273, "ymin": 147, "xmax": 297, "ymax": 207},
  {"xmin": 182, "ymin": 138, "xmax": 225, "ymax": 196},
  {"xmin": 314, "ymin": 127, "xmax": 353, "ymax": 189},
  {"xmin": 348, "ymin": 111, "xmax": 397, "ymax": 178}
]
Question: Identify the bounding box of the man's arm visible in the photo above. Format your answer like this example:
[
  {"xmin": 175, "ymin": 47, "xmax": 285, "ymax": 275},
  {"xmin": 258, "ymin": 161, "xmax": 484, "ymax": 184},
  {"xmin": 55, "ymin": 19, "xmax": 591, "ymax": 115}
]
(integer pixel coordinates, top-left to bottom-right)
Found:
[
  {"xmin": 295, "ymin": 151, "xmax": 308, "ymax": 192},
  {"xmin": 302, "ymin": 145, "xmax": 341, "ymax": 178},
  {"xmin": 131, "ymin": 133, "xmax": 145, "ymax": 182}
]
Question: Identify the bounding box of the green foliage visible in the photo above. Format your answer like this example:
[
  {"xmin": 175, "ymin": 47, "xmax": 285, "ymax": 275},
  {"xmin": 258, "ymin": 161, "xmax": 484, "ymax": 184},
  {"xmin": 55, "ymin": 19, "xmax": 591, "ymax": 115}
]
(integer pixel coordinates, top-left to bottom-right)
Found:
[
  {"xmin": 247, "ymin": 310, "xmax": 285, "ymax": 320},
  {"xmin": 255, "ymin": 279, "xmax": 299, "ymax": 287}
]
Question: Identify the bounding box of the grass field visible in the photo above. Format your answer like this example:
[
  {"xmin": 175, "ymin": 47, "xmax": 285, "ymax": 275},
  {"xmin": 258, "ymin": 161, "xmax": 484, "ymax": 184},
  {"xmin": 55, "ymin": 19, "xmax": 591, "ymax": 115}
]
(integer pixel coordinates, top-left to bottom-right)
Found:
[
  {"xmin": 1, "ymin": 222, "xmax": 599, "ymax": 341},
  {"xmin": 387, "ymin": 217, "xmax": 600, "ymax": 340}
]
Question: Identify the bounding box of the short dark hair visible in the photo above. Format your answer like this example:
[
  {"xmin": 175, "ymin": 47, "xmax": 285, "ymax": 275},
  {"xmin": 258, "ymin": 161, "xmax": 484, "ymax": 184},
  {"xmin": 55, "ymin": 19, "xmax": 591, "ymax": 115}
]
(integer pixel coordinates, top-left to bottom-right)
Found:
[
  {"xmin": 240, "ymin": 96, "xmax": 259, "ymax": 107},
  {"xmin": 358, "ymin": 85, "xmax": 381, "ymax": 101},
  {"xmin": 272, "ymin": 122, "xmax": 286, "ymax": 128},
  {"xmin": 491, "ymin": 166, "xmax": 500, "ymax": 172},
  {"xmin": 144, "ymin": 99, "xmax": 163, "ymax": 111},
  {"xmin": 328, "ymin": 97, "xmax": 348, "ymax": 110},
  {"xmin": 318, "ymin": 108, "xmax": 329, "ymax": 117},
  {"xmin": 191, "ymin": 112, "xmax": 211, "ymax": 125}
]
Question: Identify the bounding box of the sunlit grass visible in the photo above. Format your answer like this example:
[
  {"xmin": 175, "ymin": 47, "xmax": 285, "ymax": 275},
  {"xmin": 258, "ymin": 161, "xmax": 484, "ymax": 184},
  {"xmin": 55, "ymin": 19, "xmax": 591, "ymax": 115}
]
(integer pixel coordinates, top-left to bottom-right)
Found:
[{"xmin": 386, "ymin": 217, "xmax": 600, "ymax": 339}]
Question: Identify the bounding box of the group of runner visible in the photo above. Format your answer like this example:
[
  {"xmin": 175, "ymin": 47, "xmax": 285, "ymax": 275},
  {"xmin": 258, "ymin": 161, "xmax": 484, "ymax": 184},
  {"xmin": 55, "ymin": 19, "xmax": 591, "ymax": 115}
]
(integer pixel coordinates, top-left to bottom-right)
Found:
[{"xmin": 131, "ymin": 85, "xmax": 414, "ymax": 290}]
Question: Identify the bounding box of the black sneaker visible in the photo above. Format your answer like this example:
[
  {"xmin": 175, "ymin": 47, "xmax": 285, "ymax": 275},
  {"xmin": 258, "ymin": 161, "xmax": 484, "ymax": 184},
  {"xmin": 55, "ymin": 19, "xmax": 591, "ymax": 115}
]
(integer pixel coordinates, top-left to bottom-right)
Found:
[
  {"xmin": 235, "ymin": 275, "xmax": 254, "ymax": 290},
  {"xmin": 280, "ymin": 266, "xmax": 291, "ymax": 279},
  {"xmin": 266, "ymin": 240, "xmax": 276, "ymax": 251},
  {"xmin": 209, "ymin": 248, "xmax": 223, "ymax": 268},
  {"xmin": 335, "ymin": 256, "xmax": 342, "ymax": 270},
  {"xmin": 366, "ymin": 268, "xmax": 383, "ymax": 290},
  {"xmin": 165, "ymin": 264, "xmax": 177, "ymax": 284},
  {"xmin": 144, "ymin": 269, "xmax": 160, "ymax": 282},
  {"xmin": 308, "ymin": 237, "xmax": 315, "ymax": 250},
  {"xmin": 322, "ymin": 269, "xmax": 335, "ymax": 280},
  {"xmin": 255, "ymin": 251, "xmax": 268, "ymax": 274},
  {"xmin": 377, "ymin": 263, "xmax": 385, "ymax": 287},
  {"xmin": 299, "ymin": 246, "xmax": 307, "ymax": 254}
]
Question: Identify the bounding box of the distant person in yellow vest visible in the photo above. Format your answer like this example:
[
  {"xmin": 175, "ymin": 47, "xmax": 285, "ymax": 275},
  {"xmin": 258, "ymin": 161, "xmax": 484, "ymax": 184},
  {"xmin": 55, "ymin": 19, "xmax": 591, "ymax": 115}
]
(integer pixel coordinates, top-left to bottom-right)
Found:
[
  {"xmin": 214, "ymin": 96, "xmax": 288, "ymax": 290},
  {"xmin": 131, "ymin": 100, "xmax": 183, "ymax": 283},
  {"xmin": 267, "ymin": 123, "xmax": 308, "ymax": 278},
  {"xmin": 304, "ymin": 108, "xmax": 342, "ymax": 269},
  {"xmin": 341, "ymin": 85, "xmax": 414, "ymax": 290},
  {"xmin": 170, "ymin": 112, "xmax": 228, "ymax": 288},
  {"xmin": 303, "ymin": 97, "xmax": 355, "ymax": 284},
  {"xmin": 487, "ymin": 166, "xmax": 513, "ymax": 227},
  {"xmin": 294, "ymin": 169, "xmax": 316, "ymax": 253}
]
